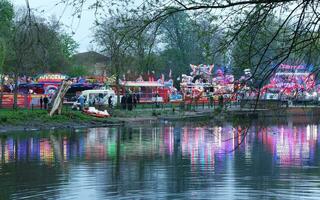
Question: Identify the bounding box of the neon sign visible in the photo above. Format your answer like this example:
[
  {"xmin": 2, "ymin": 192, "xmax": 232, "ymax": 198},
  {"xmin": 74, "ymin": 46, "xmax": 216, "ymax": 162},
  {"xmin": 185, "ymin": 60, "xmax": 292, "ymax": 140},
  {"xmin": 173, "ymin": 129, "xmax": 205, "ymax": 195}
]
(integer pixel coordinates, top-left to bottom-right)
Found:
[{"xmin": 37, "ymin": 74, "xmax": 68, "ymax": 83}]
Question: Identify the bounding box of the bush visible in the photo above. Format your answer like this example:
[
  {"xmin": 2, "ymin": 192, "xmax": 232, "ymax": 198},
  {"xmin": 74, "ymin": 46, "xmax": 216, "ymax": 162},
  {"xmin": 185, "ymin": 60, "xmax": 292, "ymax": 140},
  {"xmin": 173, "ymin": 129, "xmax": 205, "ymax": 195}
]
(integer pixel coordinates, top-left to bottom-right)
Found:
[{"xmin": 0, "ymin": 116, "xmax": 7, "ymax": 123}]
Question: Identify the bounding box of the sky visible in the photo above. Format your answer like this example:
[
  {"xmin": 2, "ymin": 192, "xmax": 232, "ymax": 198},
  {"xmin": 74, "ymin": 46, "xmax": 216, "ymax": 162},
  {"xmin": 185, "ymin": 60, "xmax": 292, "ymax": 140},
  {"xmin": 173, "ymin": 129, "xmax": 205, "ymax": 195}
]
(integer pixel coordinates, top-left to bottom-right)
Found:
[{"xmin": 13, "ymin": 0, "xmax": 97, "ymax": 53}]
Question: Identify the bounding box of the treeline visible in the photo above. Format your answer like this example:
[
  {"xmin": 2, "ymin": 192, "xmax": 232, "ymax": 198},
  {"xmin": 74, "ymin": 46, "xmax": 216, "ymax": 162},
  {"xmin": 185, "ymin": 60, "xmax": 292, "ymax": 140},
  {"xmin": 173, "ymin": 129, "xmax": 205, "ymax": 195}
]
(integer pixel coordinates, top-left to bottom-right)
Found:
[
  {"xmin": 0, "ymin": 0, "xmax": 80, "ymax": 108},
  {"xmin": 93, "ymin": 5, "xmax": 320, "ymax": 84},
  {"xmin": 0, "ymin": 0, "xmax": 79, "ymax": 77}
]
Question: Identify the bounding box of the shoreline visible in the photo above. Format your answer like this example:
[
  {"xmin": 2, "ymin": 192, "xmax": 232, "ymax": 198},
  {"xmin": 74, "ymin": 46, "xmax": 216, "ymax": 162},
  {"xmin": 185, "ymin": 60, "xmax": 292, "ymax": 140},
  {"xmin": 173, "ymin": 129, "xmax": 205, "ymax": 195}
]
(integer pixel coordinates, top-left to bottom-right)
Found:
[
  {"xmin": 1, "ymin": 107, "xmax": 320, "ymax": 133},
  {"xmin": 0, "ymin": 109, "xmax": 221, "ymax": 133}
]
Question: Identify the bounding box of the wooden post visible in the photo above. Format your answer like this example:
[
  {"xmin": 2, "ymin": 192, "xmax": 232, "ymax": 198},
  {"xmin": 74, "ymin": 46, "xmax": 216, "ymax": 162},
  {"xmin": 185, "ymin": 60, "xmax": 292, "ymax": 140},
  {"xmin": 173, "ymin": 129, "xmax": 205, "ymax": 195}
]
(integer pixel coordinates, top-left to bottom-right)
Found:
[{"xmin": 49, "ymin": 80, "xmax": 72, "ymax": 117}]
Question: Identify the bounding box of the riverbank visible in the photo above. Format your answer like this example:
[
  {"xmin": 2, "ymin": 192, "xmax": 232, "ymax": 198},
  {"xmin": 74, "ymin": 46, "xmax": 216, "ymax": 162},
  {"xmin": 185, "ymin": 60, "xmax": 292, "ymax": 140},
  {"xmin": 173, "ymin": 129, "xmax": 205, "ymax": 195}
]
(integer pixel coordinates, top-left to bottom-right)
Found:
[
  {"xmin": 0, "ymin": 108, "xmax": 225, "ymax": 132},
  {"xmin": 0, "ymin": 109, "xmax": 123, "ymax": 132},
  {"xmin": 2, "ymin": 105, "xmax": 320, "ymax": 133}
]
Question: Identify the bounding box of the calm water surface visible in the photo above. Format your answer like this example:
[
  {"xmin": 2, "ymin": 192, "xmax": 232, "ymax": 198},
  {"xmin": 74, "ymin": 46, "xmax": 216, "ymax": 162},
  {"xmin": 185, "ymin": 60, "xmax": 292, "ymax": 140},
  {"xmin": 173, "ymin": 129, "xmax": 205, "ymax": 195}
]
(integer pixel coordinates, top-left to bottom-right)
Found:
[{"xmin": 1, "ymin": 119, "xmax": 320, "ymax": 199}]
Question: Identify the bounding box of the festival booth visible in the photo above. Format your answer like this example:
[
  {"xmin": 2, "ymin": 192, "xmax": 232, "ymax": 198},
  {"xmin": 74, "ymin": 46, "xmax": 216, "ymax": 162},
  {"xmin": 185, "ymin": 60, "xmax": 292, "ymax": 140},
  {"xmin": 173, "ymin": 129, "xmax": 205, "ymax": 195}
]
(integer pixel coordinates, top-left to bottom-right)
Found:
[
  {"xmin": 261, "ymin": 64, "xmax": 316, "ymax": 100},
  {"xmin": 12, "ymin": 73, "xmax": 69, "ymax": 108},
  {"xmin": 180, "ymin": 64, "xmax": 235, "ymax": 104},
  {"xmin": 235, "ymin": 68, "xmax": 257, "ymax": 100},
  {"xmin": 116, "ymin": 70, "xmax": 182, "ymax": 104},
  {"xmin": 36, "ymin": 73, "xmax": 69, "ymax": 95},
  {"xmin": 1, "ymin": 73, "xmax": 106, "ymax": 108},
  {"xmin": 16, "ymin": 74, "xmax": 104, "ymax": 107},
  {"xmin": 180, "ymin": 64, "xmax": 214, "ymax": 104},
  {"xmin": 212, "ymin": 68, "xmax": 234, "ymax": 96},
  {"xmin": 120, "ymin": 81, "xmax": 166, "ymax": 103}
]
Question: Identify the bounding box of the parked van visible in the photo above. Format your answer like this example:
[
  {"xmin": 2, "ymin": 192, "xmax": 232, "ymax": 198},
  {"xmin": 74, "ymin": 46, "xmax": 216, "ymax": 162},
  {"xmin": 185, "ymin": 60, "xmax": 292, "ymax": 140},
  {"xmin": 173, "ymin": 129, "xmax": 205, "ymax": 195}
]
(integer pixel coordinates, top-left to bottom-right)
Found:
[{"xmin": 72, "ymin": 88, "xmax": 118, "ymax": 110}]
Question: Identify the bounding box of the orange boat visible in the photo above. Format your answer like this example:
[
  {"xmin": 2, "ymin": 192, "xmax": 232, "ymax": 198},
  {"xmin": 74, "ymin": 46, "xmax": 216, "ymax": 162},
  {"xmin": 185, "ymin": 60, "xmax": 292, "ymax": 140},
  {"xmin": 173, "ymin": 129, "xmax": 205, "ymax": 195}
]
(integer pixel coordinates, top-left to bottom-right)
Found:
[{"xmin": 83, "ymin": 107, "xmax": 110, "ymax": 118}]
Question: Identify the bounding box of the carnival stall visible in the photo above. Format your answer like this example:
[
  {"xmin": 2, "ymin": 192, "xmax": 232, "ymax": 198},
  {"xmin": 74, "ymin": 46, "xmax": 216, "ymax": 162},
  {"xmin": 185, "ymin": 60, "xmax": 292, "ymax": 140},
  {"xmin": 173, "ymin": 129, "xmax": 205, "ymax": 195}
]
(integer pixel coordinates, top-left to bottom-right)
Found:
[
  {"xmin": 4, "ymin": 73, "xmax": 105, "ymax": 108},
  {"xmin": 180, "ymin": 64, "xmax": 235, "ymax": 104},
  {"xmin": 261, "ymin": 64, "xmax": 316, "ymax": 100},
  {"xmin": 36, "ymin": 73, "xmax": 69, "ymax": 95},
  {"xmin": 120, "ymin": 80, "xmax": 165, "ymax": 103},
  {"xmin": 117, "ymin": 72, "xmax": 181, "ymax": 104}
]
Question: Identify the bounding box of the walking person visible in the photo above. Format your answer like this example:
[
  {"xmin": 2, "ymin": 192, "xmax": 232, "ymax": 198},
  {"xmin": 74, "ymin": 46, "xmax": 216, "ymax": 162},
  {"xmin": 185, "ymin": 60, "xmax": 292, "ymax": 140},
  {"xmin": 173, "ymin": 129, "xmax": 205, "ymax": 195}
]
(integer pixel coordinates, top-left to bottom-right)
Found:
[
  {"xmin": 40, "ymin": 96, "xmax": 43, "ymax": 109},
  {"xmin": 43, "ymin": 95, "xmax": 49, "ymax": 110}
]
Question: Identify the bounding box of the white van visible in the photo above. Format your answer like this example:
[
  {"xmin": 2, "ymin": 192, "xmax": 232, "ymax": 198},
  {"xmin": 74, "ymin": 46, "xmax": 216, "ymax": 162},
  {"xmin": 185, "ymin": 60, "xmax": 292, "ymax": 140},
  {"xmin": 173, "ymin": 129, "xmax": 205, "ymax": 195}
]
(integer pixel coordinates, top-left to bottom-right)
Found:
[{"xmin": 72, "ymin": 88, "xmax": 118, "ymax": 109}]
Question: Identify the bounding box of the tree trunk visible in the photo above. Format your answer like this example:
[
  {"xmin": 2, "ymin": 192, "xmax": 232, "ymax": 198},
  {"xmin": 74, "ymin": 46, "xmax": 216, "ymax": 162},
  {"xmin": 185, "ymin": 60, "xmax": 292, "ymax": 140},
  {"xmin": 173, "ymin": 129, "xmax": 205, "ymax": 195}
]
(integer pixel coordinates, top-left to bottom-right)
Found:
[
  {"xmin": 115, "ymin": 57, "xmax": 121, "ymax": 109},
  {"xmin": 0, "ymin": 75, "xmax": 4, "ymax": 109},
  {"xmin": 116, "ymin": 73, "xmax": 120, "ymax": 108},
  {"xmin": 13, "ymin": 74, "xmax": 18, "ymax": 110}
]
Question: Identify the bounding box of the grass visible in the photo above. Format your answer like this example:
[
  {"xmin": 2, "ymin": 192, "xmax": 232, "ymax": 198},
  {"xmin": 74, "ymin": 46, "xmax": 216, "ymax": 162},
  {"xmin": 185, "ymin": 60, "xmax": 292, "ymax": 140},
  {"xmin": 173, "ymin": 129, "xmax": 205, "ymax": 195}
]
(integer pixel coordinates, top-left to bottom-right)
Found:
[
  {"xmin": 111, "ymin": 108, "xmax": 175, "ymax": 118},
  {"xmin": 0, "ymin": 106, "xmax": 175, "ymax": 126},
  {"xmin": 0, "ymin": 108, "xmax": 111, "ymax": 126},
  {"xmin": 0, "ymin": 103, "xmax": 219, "ymax": 128}
]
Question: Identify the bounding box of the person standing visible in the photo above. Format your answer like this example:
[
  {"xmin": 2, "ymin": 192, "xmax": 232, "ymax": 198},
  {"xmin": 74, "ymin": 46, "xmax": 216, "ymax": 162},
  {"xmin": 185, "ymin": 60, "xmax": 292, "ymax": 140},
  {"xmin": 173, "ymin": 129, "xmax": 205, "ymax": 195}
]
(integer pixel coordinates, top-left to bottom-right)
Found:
[
  {"xmin": 108, "ymin": 95, "xmax": 113, "ymax": 108},
  {"xmin": 133, "ymin": 94, "xmax": 137, "ymax": 108},
  {"xmin": 137, "ymin": 88, "xmax": 141, "ymax": 103},
  {"xmin": 43, "ymin": 95, "xmax": 49, "ymax": 110},
  {"xmin": 78, "ymin": 95, "xmax": 85, "ymax": 111},
  {"xmin": 218, "ymin": 95, "xmax": 224, "ymax": 109},
  {"xmin": 121, "ymin": 95, "xmax": 126, "ymax": 110},
  {"xmin": 127, "ymin": 93, "xmax": 133, "ymax": 111},
  {"xmin": 40, "ymin": 96, "xmax": 43, "ymax": 109}
]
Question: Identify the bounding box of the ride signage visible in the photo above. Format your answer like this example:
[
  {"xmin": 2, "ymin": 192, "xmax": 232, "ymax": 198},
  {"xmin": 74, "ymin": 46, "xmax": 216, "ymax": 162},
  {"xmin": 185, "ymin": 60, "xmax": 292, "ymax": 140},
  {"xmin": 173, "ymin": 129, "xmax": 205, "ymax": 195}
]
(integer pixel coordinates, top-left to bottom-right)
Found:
[{"xmin": 37, "ymin": 74, "xmax": 68, "ymax": 83}]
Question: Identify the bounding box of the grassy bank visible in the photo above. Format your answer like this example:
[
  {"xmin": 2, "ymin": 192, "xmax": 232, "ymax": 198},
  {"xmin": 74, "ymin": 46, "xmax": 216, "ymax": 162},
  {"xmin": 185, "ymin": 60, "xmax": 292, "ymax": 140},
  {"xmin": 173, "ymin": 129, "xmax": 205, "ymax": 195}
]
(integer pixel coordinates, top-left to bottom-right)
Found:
[
  {"xmin": 0, "ymin": 106, "xmax": 221, "ymax": 132},
  {"xmin": 0, "ymin": 108, "xmax": 172, "ymax": 127},
  {"xmin": 0, "ymin": 109, "xmax": 120, "ymax": 129}
]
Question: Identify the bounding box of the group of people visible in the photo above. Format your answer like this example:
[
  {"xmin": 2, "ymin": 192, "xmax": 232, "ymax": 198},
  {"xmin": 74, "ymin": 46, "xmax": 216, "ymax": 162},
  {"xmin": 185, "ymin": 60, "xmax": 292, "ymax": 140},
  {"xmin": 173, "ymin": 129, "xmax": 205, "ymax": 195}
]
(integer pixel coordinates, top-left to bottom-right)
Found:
[
  {"xmin": 120, "ymin": 93, "xmax": 140, "ymax": 111},
  {"xmin": 39, "ymin": 95, "xmax": 50, "ymax": 110}
]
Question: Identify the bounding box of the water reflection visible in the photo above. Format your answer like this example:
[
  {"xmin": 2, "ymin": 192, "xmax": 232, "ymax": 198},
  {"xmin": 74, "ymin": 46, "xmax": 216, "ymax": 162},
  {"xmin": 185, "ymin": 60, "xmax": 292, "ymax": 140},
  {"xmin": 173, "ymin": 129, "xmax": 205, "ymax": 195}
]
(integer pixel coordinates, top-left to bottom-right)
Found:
[
  {"xmin": 258, "ymin": 124, "xmax": 319, "ymax": 167},
  {"xmin": 1, "ymin": 121, "xmax": 320, "ymax": 199}
]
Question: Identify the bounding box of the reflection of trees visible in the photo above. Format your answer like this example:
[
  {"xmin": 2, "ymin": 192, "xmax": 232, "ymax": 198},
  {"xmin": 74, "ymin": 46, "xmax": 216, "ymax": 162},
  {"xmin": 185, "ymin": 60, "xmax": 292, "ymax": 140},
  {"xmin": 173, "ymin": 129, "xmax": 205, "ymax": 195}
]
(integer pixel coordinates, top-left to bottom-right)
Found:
[{"xmin": 1, "ymin": 123, "xmax": 320, "ymax": 198}]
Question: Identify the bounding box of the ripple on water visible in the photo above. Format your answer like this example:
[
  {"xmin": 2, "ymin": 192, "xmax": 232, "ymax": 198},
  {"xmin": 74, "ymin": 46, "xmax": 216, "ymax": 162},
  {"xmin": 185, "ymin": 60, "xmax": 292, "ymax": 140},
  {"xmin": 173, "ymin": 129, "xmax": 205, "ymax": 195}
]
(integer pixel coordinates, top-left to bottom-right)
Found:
[{"xmin": 1, "ymin": 123, "xmax": 320, "ymax": 199}]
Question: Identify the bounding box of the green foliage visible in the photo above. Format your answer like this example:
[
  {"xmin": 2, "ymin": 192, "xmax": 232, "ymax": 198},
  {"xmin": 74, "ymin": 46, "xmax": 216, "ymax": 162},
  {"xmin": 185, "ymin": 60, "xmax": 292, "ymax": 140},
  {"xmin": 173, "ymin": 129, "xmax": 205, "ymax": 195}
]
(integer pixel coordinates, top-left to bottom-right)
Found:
[
  {"xmin": 94, "ymin": 11, "xmax": 227, "ymax": 82},
  {"xmin": 63, "ymin": 0, "xmax": 320, "ymax": 89},
  {"xmin": 0, "ymin": 38, "xmax": 5, "ymax": 71},
  {"xmin": 0, "ymin": 0, "xmax": 14, "ymax": 72},
  {"xmin": 2, "ymin": 11, "xmax": 79, "ymax": 75},
  {"xmin": 0, "ymin": 0, "xmax": 14, "ymax": 33},
  {"xmin": 60, "ymin": 33, "xmax": 79, "ymax": 59},
  {"xmin": 0, "ymin": 108, "xmax": 108, "ymax": 126},
  {"xmin": 231, "ymin": 9, "xmax": 282, "ymax": 78},
  {"xmin": 67, "ymin": 65, "xmax": 90, "ymax": 77}
]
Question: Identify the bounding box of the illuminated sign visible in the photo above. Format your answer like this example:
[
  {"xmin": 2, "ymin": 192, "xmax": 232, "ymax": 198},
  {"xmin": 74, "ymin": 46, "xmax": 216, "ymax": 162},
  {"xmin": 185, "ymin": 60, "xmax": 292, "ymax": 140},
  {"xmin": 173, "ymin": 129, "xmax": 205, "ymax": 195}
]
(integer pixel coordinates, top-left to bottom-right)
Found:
[{"xmin": 37, "ymin": 74, "xmax": 68, "ymax": 83}]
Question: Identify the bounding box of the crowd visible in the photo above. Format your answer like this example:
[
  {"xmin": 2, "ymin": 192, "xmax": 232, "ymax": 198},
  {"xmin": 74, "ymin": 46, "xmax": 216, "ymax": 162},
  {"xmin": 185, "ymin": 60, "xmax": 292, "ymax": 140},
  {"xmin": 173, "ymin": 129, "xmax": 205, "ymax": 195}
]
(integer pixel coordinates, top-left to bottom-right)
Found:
[{"xmin": 120, "ymin": 92, "xmax": 140, "ymax": 111}]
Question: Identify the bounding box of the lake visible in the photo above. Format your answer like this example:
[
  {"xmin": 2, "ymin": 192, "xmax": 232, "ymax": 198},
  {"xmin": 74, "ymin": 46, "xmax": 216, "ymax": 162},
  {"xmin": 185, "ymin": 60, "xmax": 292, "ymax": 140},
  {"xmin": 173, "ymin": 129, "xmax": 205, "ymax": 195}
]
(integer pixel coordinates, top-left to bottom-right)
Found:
[{"xmin": 1, "ymin": 118, "xmax": 320, "ymax": 199}]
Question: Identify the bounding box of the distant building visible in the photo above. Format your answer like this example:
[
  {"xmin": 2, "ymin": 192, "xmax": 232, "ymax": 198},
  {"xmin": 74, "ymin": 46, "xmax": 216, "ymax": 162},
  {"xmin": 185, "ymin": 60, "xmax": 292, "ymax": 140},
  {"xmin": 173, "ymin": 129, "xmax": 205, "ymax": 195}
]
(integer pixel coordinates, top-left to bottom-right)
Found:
[{"xmin": 71, "ymin": 51, "xmax": 110, "ymax": 76}]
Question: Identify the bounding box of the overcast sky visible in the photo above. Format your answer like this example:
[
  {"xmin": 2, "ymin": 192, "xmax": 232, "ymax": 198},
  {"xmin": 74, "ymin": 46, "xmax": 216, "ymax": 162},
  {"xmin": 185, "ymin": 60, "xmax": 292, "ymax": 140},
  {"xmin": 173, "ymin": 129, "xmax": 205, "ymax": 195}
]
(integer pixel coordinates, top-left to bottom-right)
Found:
[{"xmin": 13, "ymin": 0, "xmax": 96, "ymax": 53}]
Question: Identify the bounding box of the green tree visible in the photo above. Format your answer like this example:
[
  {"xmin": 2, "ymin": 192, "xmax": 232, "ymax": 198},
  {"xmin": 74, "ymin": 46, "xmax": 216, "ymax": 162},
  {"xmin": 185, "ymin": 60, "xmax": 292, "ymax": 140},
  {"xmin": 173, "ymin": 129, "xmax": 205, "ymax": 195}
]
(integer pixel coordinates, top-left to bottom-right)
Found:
[
  {"xmin": 94, "ymin": 18, "xmax": 132, "ymax": 106},
  {"xmin": 231, "ymin": 9, "xmax": 283, "ymax": 79},
  {"xmin": 59, "ymin": 33, "xmax": 79, "ymax": 60},
  {"xmin": 67, "ymin": 0, "xmax": 320, "ymax": 85},
  {"xmin": 0, "ymin": 0, "xmax": 14, "ymax": 108},
  {"xmin": 67, "ymin": 65, "xmax": 90, "ymax": 77}
]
